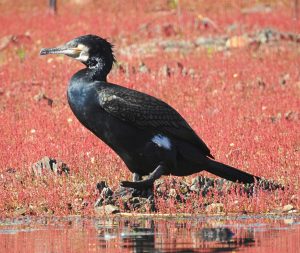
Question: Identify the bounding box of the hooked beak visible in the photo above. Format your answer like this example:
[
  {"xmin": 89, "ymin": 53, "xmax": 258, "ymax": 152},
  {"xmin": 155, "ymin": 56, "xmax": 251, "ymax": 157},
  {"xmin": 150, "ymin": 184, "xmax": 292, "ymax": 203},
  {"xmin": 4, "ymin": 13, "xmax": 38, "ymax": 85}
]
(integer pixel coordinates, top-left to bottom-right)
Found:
[{"xmin": 40, "ymin": 45, "xmax": 82, "ymax": 57}]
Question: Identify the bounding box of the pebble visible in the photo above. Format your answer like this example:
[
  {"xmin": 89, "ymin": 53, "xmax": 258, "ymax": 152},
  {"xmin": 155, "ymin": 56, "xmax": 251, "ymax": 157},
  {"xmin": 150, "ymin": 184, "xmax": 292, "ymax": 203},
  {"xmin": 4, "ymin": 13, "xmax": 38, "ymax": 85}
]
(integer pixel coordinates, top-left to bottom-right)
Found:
[
  {"xmin": 205, "ymin": 203, "xmax": 225, "ymax": 214},
  {"xmin": 95, "ymin": 204, "xmax": 120, "ymax": 215},
  {"xmin": 282, "ymin": 204, "xmax": 294, "ymax": 212},
  {"xmin": 32, "ymin": 156, "xmax": 69, "ymax": 176}
]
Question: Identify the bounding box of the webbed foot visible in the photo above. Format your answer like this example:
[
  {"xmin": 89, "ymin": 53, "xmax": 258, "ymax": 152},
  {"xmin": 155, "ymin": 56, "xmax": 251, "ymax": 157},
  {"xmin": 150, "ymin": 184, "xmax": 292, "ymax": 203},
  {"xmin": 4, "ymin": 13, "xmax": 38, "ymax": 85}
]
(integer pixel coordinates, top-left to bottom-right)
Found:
[
  {"xmin": 120, "ymin": 180, "xmax": 153, "ymax": 189},
  {"xmin": 120, "ymin": 164, "xmax": 165, "ymax": 190}
]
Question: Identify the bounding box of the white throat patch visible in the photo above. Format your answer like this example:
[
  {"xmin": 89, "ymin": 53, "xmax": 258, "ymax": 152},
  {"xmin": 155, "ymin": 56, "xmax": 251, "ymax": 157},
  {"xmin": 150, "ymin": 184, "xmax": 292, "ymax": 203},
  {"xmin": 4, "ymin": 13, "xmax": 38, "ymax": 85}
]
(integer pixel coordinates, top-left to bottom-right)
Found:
[
  {"xmin": 76, "ymin": 44, "xmax": 89, "ymax": 62},
  {"xmin": 151, "ymin": 134, "xmax": 171, "ymax": 150},
  {"xmin": 76, "ymin": 51, "xmax": 89, "ymax": 62}
]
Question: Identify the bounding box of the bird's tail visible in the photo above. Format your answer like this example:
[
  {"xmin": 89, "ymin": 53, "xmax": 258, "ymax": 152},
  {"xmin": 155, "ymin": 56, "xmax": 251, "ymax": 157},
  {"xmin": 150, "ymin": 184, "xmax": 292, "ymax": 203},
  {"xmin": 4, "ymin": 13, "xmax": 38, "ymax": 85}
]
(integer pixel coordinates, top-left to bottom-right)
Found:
[
  {"xmin": 176, "ymin": 140, "xmax": 283, "ymax": 190},
  {"xmin": 204, "ymin": 159, "xmax": 283, "ymax": 191}
]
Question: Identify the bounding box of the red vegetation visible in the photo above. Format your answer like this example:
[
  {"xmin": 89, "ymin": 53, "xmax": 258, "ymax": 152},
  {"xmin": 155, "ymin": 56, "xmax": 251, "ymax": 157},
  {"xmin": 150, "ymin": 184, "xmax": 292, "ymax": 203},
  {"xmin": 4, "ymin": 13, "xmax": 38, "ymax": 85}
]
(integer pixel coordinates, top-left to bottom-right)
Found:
[{"xmin": 0, "ymin": 0, "xmax": 299, "ymax": 217}]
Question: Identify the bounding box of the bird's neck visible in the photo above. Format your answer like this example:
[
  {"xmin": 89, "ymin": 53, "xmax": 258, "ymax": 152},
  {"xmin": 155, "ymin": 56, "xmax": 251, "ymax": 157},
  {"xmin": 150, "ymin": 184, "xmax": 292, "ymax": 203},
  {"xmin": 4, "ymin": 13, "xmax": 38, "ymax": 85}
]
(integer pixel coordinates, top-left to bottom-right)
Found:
[
  {"xmin": 88, "ymin": 68, "xmax": 107, "ymax": 82},
  {"xmin": 86, "ymin": 56, "xmax": 111, "ymax": 82}
]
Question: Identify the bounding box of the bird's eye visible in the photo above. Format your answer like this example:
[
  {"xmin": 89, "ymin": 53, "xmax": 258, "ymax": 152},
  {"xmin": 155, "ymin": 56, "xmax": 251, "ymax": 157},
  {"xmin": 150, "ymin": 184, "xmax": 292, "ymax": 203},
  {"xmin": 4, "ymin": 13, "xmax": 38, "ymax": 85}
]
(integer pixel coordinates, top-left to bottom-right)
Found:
[{"xmin": 66, "ymin": 41, "xmax": 78, "ymax": 47}]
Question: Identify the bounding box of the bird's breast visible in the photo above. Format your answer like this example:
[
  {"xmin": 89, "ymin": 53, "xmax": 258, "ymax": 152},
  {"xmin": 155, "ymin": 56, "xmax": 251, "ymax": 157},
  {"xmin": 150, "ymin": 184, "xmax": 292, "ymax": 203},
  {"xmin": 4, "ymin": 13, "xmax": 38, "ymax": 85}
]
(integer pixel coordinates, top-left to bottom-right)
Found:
[{"xmin": 67, "ymin": 81, "xmax": 98, "ymax": 123}]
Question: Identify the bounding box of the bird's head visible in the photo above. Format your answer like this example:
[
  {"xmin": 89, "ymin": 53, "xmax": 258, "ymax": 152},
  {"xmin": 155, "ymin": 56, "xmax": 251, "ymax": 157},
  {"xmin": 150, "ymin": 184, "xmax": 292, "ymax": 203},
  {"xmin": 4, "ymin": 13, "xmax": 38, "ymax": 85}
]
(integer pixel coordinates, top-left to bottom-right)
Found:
[{"xmin": 40, "ymin": 34, "xmax": 116, "ymax": 74}]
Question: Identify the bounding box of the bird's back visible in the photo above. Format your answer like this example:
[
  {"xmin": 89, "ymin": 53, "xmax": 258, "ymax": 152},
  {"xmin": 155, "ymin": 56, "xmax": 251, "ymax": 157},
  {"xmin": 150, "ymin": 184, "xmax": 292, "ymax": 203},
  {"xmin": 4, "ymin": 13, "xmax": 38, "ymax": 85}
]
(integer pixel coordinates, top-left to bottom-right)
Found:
[{"xmin": 95, "ymin": 81, "xmax": 213, "ymax": 159}]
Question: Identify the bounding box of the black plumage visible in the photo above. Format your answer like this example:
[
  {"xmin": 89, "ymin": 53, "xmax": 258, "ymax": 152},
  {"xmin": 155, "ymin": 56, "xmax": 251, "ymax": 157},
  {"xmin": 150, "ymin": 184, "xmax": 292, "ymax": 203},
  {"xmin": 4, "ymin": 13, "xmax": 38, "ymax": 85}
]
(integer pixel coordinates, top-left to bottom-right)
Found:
[{"xmin": 40, "ymin": 35, "xmax": 281, "ymax": 190}]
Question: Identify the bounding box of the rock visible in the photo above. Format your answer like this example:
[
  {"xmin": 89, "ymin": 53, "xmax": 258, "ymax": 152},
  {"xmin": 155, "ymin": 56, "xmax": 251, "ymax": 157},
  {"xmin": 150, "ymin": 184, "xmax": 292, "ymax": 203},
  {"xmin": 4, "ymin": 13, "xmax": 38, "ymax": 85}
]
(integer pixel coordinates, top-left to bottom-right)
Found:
[
  {"xmin": 129, "ymin": 197, "xmax": 143, "ymax": 209},
  {"xmin": 32, "ymin": 156, "xmax": 69, "ymax": 176},
  {"xmin": 282, "ymin": 204, "xmax": 294, "ymax": 212},
  {"xmin": 33, "ymin": 91, "xmax": 53, "ymax": 106},
  {"xmin": 226, "ymin": 23, "xmax": 239, "ymax": 33},
  {"xmin": 159, "ymin": 40, "xmax": 194, "ymax": 51},
  {"xmin": 197, "ymin": 15, "xmax": 218, "ymax": 30},
  {"xmin": 242, "ymin": 4, "xmax": 272, "ymax": 14},
  {"xmin": 95, "ymin": 183, "xmax": 114, "ymax": 208},
  {"xmin": 205, "ymin": 203, "xmax": 224, "ymax": 214},
  {"xmin": 254, "ymin": 28, "xmax": 279, "ymax": 44},
  {"xmin": 14, "ymin": 207, "xmax": 26, "ymax": 216},
  {"xmin": 225, "ymin": 35, "xmax": 249, "ymax": 49},
  {"xmin": 190, "ymin": 176, "xmax": 215, "ymax": 195},
  {"xmin": 283, "ymin": 219, "xmax": 295, "ymax": 225},
  {"xmin": 96, "ymin": 181, "xmax": 113, "ymax": 198},
  {"xmin": 121, "ymin": 196, "xmax": 142, "ymax": 211},
  {"xmin": 129, "ymin": 196, "xmax": 155, "ymax": 212},
  {"xmin": 95, "ymin": 204, "xmax": 120, "ymax": 215},
  {"xmin": 257, "ymin": 77, "xmax": 266, "ymax": 89},
  {"xmin": 279, "ymin": 73, "xmax": 290, "ymax": 86},
  {"xmin": 179, "ymin": 181, "xmax": 190, "ymax": 194},
  {"xmin": 93, "ymin": 175, "xmax": 270, "ymax": 214},
  {"xmin": 101, "ymin": 187, "xmax": 113, "ymax": 198},
  {"xmin": 270, "ymin": 113, "xmax": 282, "ymax": 123},
  {"xmin": 188, "ymin": 68, "xmax": 195, "ymax": 78},
  {"xmin": 138, "ymin": 62, "xmax": 150, "ymax": 73},
  {"xmin": 96, "ymin": 181, "xmax": 107, "ymax": 193},
  {"xmin": 5, "ymin": 168, "xmax": 16, "ymax": 173},
  {"xmin": 160, "ymin": 64, "xmax": 171, "ymax": 77},
  {"xmin": 284, "ymin": 111, "xmax": 299, "ymax": 121},
  {"xmin": 169, "ymin": 188, "xmax": 177, "ymax": 198},
  {"xmin": 272, "ymin": 204, "xmax": 296, "ymax": 214},
  {"xmin": 195, "ymin": 36, "xmax": 226, "ymax": 48},
  {"xmin": 0, "ymin": 35, "xmax": 14, "ymax": 51}
]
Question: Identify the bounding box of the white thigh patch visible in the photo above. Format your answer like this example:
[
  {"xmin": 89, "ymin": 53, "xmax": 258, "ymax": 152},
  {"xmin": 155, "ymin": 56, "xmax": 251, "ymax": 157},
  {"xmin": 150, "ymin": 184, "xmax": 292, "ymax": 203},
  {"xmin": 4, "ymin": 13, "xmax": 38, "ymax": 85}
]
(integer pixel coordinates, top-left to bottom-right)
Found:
[{"xmin": 151, "ymin": 134, "xmax": 171, "ymax": 150}]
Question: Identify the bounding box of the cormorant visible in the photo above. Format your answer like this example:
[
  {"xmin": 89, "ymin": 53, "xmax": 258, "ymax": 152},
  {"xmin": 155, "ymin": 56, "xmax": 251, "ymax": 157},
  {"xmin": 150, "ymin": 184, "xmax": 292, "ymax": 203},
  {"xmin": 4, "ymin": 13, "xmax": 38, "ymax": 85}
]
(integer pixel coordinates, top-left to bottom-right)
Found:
[{"xmin": 40, "ymin": 35, "xmax": 280, "ymax": 190}]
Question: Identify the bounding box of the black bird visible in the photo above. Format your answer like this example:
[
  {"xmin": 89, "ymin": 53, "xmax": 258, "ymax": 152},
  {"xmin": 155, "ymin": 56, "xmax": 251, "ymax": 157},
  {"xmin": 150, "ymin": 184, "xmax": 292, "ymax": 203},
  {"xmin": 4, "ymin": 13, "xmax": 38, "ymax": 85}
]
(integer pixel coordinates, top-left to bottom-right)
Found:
[{"xmin": 40, "ymin": 35, "xmax": 280, "ymax": 190}]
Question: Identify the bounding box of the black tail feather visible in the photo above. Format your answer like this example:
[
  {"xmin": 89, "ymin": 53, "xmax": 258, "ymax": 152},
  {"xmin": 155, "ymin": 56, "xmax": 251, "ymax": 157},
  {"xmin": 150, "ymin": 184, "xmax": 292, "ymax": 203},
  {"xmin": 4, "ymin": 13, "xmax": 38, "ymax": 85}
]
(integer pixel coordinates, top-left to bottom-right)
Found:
[{"xmin": 205, "ymin": 159, "xmax": 283, "ymax": 191}]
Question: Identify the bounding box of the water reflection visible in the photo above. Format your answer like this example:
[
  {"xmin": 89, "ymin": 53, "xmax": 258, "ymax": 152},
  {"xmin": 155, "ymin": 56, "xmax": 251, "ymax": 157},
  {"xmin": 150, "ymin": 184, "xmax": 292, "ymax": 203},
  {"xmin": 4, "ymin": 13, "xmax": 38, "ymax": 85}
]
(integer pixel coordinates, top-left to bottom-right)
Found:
[
  {"xmin": 0, "ymin": 215, "xmax": 299, "ymax": 252},
  {"xmin": 200, "ymin": 227, "xmax": 235, "ymax": 242}
]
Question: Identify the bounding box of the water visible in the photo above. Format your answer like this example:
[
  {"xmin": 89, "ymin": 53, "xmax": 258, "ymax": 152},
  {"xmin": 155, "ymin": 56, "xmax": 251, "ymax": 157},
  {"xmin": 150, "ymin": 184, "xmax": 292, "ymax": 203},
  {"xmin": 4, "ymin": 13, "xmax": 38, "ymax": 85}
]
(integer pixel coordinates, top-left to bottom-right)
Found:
[{"xmin": 0, "ymin": 215, "xmax": 299, "ymax": 253}]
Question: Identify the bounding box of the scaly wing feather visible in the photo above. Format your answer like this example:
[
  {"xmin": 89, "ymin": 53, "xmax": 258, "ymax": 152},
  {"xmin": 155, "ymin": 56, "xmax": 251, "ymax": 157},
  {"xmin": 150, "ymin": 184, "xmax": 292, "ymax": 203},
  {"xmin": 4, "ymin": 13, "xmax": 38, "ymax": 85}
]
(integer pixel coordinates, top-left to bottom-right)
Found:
[{"xmin": 97, "ymin": 83, "xmax": 213, "ymax": 158}]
